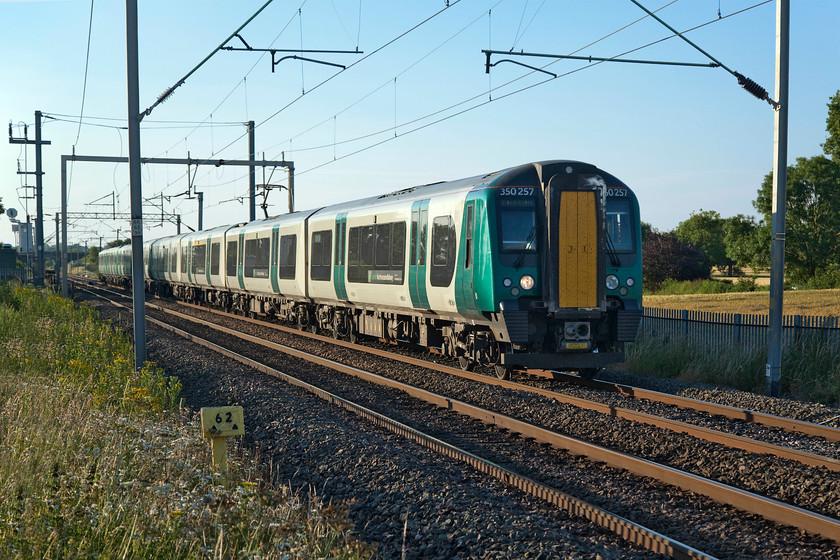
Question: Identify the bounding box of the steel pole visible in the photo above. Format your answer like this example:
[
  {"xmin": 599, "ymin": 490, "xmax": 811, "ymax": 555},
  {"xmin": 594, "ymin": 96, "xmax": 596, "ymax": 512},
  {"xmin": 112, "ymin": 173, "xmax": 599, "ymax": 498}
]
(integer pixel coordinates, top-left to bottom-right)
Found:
[
  {"xmin": 248, "ymin": 120, "xmax": 256, "ymax": 222},
  {"xmin": 126, "ymin": 0, "xmax": 147, "ymax": 369},
  {"xmin": 287, "ymin": 164, "xmax": 295, "ymax": 213},
  {"xmin": 54, "ymin": 214, "xmax": 60, "ymax": 289},
  {"xmin": 34, "ymin": 111, "xmax": 45, "ymax": 287},
  {"xmin": 61, "ymin": 156, "xmax": 68, "ymax": 297},
  {"xmin": 766, "ymin": 0, "xmax": 789, "ymax": 397},
  {"xmin": 197, "ymin": 192, "xmax": 203, "ymax": 231}
]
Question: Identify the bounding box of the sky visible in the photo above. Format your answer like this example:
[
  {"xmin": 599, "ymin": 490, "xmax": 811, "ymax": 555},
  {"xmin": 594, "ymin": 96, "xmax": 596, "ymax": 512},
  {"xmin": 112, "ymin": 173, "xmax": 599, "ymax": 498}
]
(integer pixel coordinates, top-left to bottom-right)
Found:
[{"xmin": 1, "ymin": 0, "xmax": 838, "ymax": 250}]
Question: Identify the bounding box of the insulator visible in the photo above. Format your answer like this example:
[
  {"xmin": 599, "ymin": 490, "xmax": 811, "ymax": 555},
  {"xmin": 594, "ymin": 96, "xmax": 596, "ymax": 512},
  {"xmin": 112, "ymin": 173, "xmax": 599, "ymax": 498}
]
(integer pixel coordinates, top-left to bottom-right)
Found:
[{"xmin": 735, "ymin": 72, "xmax": 768, "ymax": 101}]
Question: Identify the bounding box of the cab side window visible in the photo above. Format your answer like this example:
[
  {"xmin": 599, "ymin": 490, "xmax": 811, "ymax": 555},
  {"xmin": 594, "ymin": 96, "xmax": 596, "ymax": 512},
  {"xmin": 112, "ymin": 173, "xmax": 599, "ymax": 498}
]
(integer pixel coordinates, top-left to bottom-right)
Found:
[{"xmin": 430, "ymin": 215, "xmax": 455, "ymax": 287}]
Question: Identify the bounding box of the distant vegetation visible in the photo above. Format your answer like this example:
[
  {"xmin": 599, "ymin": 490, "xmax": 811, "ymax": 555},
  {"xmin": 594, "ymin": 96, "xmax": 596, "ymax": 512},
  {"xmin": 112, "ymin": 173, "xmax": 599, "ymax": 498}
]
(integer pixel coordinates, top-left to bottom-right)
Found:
[
  {"xmin": 647, "ymin": 277, "xmax": 764, "ymax": 296},
  {"xmin": 0, "ymin": 284, "xmax": 369, "ymax": 559},
  {"xmin": 643, "ymin": 90, "xmax": 840, "ymax": 292}
]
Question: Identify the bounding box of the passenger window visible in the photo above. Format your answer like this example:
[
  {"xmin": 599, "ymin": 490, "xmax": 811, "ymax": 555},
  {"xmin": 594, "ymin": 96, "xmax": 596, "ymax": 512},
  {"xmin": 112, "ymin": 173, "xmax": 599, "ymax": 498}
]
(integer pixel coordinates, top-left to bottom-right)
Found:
[
  {"xmin": 192, "ymin": 244, "xmax": 207, "ymax": 275},
  {"xmin": 210, "ymin": 242, "xmax": 220, "ymax": 276},
  {"xmin": 310, "ymin": 230, "xmax": 332, "ymax": 281},
  {"xmin": 226, "ymin": 240, "xmax": 238, "ymax": 277},
  {"xmin": 244, "ymin": 238, "xmax": 271, "ymax": 278},
  {"xmin": 278, "ymin": 235, "xmax": 296, "ymax": 280},
  {"xmin": 347, "ymin": 221, "xmax": 405, "ymax": 284},
  {"xmin": 392, "ymin": 222, "xmax": 406, "ymax": 268}
]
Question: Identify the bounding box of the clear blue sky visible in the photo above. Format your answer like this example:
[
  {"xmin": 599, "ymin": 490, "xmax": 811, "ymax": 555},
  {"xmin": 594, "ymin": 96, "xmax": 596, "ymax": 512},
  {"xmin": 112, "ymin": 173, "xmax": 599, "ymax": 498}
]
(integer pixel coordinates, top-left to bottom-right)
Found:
[{"xmin": 1, "ymin": 0, "xmax": 838, "ymax": 248}]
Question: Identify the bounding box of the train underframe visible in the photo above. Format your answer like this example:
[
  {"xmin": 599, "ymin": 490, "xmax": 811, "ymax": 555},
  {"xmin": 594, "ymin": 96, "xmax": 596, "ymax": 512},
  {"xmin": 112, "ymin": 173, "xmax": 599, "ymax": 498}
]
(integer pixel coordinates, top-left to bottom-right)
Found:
[{"xmin": 143, "ymin": 279, "xmax": 639, "ymax": 380}]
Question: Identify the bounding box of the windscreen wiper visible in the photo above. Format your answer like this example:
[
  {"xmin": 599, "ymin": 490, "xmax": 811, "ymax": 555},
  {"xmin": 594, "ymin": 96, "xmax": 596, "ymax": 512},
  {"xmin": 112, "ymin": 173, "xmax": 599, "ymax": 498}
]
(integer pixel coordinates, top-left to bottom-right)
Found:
[{"xmin": 514, "ymin": 226, "xmax": 537, "ymax": 269}]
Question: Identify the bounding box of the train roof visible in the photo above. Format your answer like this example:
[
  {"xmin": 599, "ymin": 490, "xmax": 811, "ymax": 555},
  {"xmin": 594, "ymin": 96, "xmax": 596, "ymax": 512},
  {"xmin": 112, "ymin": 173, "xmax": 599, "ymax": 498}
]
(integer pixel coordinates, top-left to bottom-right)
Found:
[{"xmin": 112, "ymin": 160, "xmax": 633, "ymax": 249}]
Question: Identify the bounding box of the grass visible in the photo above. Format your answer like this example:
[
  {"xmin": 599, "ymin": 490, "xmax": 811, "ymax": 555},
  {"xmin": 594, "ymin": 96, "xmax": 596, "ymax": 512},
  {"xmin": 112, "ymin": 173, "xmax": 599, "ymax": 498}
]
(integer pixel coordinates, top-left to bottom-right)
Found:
[
  {"xmin": 624, "ymin": 331, "xmax": 840, "ymax": 403},
  {"xmin": 628, "ymin": 282, "xmax": 840, "ymax": 403},
  {"xmin": 0, "ymin": 283, "xmax": 372, "ymax": 560}
]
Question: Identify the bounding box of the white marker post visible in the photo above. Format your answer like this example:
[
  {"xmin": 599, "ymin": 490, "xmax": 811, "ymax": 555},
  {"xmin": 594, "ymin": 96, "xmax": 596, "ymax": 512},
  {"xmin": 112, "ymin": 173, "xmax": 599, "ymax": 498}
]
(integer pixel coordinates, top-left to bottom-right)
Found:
[{"xmin": 200, "ymin": 406, "xmax": 245, "ymax": 473}]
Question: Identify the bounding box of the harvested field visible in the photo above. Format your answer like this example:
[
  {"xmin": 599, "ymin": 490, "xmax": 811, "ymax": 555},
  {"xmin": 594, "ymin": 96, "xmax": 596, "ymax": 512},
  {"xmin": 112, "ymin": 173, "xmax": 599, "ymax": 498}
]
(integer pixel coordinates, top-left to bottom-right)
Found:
[{"xmin": 644, "ymin": 289, "xmax": 840, "ymax": 316}]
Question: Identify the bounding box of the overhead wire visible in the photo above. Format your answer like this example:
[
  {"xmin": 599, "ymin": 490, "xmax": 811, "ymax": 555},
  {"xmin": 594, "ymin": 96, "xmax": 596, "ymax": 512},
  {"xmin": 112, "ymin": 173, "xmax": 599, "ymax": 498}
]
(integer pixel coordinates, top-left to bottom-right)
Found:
[
  {"xmin": 272, "ymin": 0, "xmax": 660, "ymax": 158},
  {"xmin": 148, "ymin": 0, "xmax": 307, "ymax": 185},
  {"xmin": 68, "ymin": 0, "xmax": 96, "ymax": 201},
  {"xmin": 140, "ymin": 0, "xmax": 278, "ymax": 120},
  {"xmin": 261, "ymin": 0, "xmax": 486, "ymax": 154},
  {"xmin": 294, "ymin": 0, "xmax": 771, "ymax": 177},
  {"xmin": 510, "ymin": 0, "xmax": 546, "ymax": 52},
  {"xmin": 74, "ymin": 0, "xmax": 95, "ymax": 147},
  {"xmin": 153, "ymin": 0, "xmax": 463, "ymax": 198}
]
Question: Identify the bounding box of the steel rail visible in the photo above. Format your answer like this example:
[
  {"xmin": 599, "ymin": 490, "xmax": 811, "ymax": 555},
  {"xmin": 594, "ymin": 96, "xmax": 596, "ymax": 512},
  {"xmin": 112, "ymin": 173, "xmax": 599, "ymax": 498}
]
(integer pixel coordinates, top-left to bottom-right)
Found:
[
  {"xmin": 77, "ymin": 285, "xmax": 714, "ymax": 560},
  {"xmin": 76, "ymin": 284, "xmax": 840, "ymax": 545},
  {"xmin": 73, "ymin": 279, "xmax": 840, "ymax": 471},
  {"xmin": 546, "ymin": 371, "xmax": 840, "ymax": 442},
  {"xmin": 155, "ymin": 298, "xmax": 840, "ymax": 472}
]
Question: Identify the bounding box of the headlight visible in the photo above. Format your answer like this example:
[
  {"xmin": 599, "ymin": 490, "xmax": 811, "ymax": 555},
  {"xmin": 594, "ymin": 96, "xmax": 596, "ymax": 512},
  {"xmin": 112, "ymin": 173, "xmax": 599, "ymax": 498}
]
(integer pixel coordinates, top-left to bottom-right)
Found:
[
  {"xmin": 606, "ymin": 274, "xmax": 619, "ymax": 290},
  {"xmin": 519, "ymin": 275, "xmax": 535, "ymax": 290},
  {"xmin": 626, "ymin": 277, "xmax": 635, "ymax": 287}
]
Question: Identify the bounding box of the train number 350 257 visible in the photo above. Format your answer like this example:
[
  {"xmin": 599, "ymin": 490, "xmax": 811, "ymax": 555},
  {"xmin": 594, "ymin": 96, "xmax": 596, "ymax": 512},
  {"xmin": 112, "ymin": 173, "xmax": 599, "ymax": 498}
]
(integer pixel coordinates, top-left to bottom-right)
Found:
[{"xmin": 499, "ymin": 187, "xmax": 535, "ymax": 196}]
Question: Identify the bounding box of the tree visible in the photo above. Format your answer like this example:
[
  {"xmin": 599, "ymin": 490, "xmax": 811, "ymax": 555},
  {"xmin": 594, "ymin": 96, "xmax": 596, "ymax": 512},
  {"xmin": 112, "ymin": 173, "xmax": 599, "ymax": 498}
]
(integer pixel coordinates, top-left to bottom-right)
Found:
[
  {"xmin": 674, "ymin": 210, "xmax": 730, "ymax": 274},
  {"xmin": 722, "ymin": 214, "xmax": 769, "ymax": 271},
  {"xmin": 640, "ymin": 221, "xmax": 653, "ymax": 245},
  {"xmin": 754, "ymin": 155, "xmax": 840, "ymax": 283},
  {"xmin": 642, "ymin": 231, "xmax": 711, "ymax": 290},
  {"xmin": 0, "ymin": 196, "xmax": 4, "ymax": 215},
  {"xmin": 823, "ymin": 90, "xmax": 840, "ymax": 163}
]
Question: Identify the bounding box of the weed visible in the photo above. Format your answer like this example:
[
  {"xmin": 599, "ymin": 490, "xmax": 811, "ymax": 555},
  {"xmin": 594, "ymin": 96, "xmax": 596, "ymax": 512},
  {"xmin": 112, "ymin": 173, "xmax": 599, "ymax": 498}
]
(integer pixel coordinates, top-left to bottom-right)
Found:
[{"xmin": 0, "ymin": 284, "xmax": 372, "ymax": 559}]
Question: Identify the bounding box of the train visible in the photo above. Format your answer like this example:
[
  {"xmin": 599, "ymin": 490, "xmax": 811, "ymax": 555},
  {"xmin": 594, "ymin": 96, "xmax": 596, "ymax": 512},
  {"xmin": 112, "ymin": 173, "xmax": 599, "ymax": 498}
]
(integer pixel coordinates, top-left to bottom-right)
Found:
[{"xmin": 99, "ymin": 160, "xmax": 642, "ymax": 379}]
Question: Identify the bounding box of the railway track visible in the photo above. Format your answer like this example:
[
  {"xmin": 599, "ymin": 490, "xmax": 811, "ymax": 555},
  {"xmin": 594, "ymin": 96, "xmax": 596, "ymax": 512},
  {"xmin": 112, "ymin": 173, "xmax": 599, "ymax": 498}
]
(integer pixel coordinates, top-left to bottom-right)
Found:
[
  {"xmin": 84, "ymin": 277, "xmax": 840, "ymax": 473},
  {"xmin": 542, "ymin": 370, "xmax": 840, "ymax": 441},
  {"xmin": 76, "ymin": 280, "xmax": 840, "ymax": 557}
]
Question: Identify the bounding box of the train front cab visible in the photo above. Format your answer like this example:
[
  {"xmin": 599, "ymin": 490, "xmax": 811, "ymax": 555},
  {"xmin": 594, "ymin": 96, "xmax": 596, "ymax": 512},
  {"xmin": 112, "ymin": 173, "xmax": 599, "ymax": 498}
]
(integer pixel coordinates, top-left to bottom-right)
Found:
[{"xmin": 485, "ymin": 161, "xmax": 642, "ymax": 375}]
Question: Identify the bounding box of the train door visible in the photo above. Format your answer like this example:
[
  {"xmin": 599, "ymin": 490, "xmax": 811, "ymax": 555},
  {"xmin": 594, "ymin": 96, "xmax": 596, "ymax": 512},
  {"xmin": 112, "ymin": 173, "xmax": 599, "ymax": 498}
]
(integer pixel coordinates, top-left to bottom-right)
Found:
[
  {"xmin": 333, "ymin": 213, "xmax": 348, "ymax": 300},
  {"xmin": 205, "ymin": 236, "xmax": 212, "ymax": 285},
  {"xmin": 455, "ymin": 201, "xmax": 479, "ymax": 315},
  {"xmin": 237, "ymin": 232, "xmax": 246, "ymax": 290},
  {"xmin": 409, "ymin": 200, "xmax": 430, "ymax": 309},
  {"xmin": 547, "ymin": 172, "xmax": 600, "ymax": 309},
  {"xmin": 270, "ymin": 226, "xmax": 280, "ymax": 293},
  {"xmin": 185, "ymin": 240, "xmax": 193, "ymax": 284}
]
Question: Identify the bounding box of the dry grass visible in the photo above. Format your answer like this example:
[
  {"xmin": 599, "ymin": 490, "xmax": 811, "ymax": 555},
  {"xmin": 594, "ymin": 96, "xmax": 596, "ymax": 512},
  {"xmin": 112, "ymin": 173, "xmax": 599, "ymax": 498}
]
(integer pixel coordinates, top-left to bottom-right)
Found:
[
  {"xmin": 0, "ymin": 284, "xmax": 372, "ymax": 560},
  {"xmin": 644, "ymin": 289, "xmax": 840, "ymax": 317}
]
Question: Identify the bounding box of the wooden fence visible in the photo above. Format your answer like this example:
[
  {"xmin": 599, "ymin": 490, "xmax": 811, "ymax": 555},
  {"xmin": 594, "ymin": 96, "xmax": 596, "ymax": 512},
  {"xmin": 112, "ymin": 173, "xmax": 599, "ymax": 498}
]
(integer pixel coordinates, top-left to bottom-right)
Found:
[{"xmin": 642, "ymin": 308, "xmax": 840, "ymax": 353}]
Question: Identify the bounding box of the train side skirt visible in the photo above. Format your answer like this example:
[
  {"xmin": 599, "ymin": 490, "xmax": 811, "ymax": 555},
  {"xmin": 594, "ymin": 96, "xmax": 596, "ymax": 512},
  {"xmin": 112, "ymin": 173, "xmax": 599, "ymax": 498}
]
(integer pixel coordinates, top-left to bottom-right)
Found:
[{"xmin": 501, "ymin": 351, "xmax": 624, "ymax": 370}]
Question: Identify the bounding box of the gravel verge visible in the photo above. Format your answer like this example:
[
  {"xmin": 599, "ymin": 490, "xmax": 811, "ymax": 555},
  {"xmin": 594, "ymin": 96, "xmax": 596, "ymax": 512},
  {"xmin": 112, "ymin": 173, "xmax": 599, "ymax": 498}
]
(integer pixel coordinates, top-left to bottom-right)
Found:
[
  {"xmin": 79, "ymin": 291, "xmax": 668, "ymax": 559},
  {"xmin": 78, "ymin": 288, "xmax": 840, "ymax": 558}
]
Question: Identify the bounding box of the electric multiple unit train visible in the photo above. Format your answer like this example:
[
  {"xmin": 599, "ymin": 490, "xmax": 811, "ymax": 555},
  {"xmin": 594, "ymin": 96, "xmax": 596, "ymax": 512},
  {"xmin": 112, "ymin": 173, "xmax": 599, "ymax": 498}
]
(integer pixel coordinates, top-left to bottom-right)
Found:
[{"xmin": 99, "ymin": 160, "xmax": 642, "ymax": 378}]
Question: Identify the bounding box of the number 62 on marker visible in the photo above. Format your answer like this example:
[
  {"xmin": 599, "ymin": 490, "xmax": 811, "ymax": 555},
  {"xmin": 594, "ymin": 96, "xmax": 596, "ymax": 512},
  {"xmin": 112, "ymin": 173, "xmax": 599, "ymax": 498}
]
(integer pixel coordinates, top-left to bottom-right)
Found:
[{"xmin": 200, "ymin": 406, "xmax": 245, "ymax": 438}]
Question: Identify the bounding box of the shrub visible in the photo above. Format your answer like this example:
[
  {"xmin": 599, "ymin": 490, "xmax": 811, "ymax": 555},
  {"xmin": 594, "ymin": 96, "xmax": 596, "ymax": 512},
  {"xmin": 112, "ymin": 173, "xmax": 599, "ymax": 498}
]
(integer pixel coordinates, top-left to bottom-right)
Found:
[{"xmin": 643, "ymin": 231, "xmax": 711, "ymax": 291}]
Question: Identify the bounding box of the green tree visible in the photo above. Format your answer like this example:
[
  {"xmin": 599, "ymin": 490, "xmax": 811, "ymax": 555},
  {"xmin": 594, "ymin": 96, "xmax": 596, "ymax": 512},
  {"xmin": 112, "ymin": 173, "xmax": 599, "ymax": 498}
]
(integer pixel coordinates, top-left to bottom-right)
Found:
[
  {"xmin": 0, "ymin": 196, "xmax": 5, "ymax": 215},
  {"xmin": 674, "ymin": 210, "xmax": 730, "ymax": 274},
  {"xmin": 823, "ymin": 90, "xmax": 840, "ymax": 162},
  {"xmin": 86, "ymin": 246, "xmax": 101, "ymax": 272},
  {"xmin": 722, "ymin": 214, "xmax": 768, "ymax": 270},
  {"xmin": 754, "ymin": 155, "xmax": 840, "ymax": 283}
]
